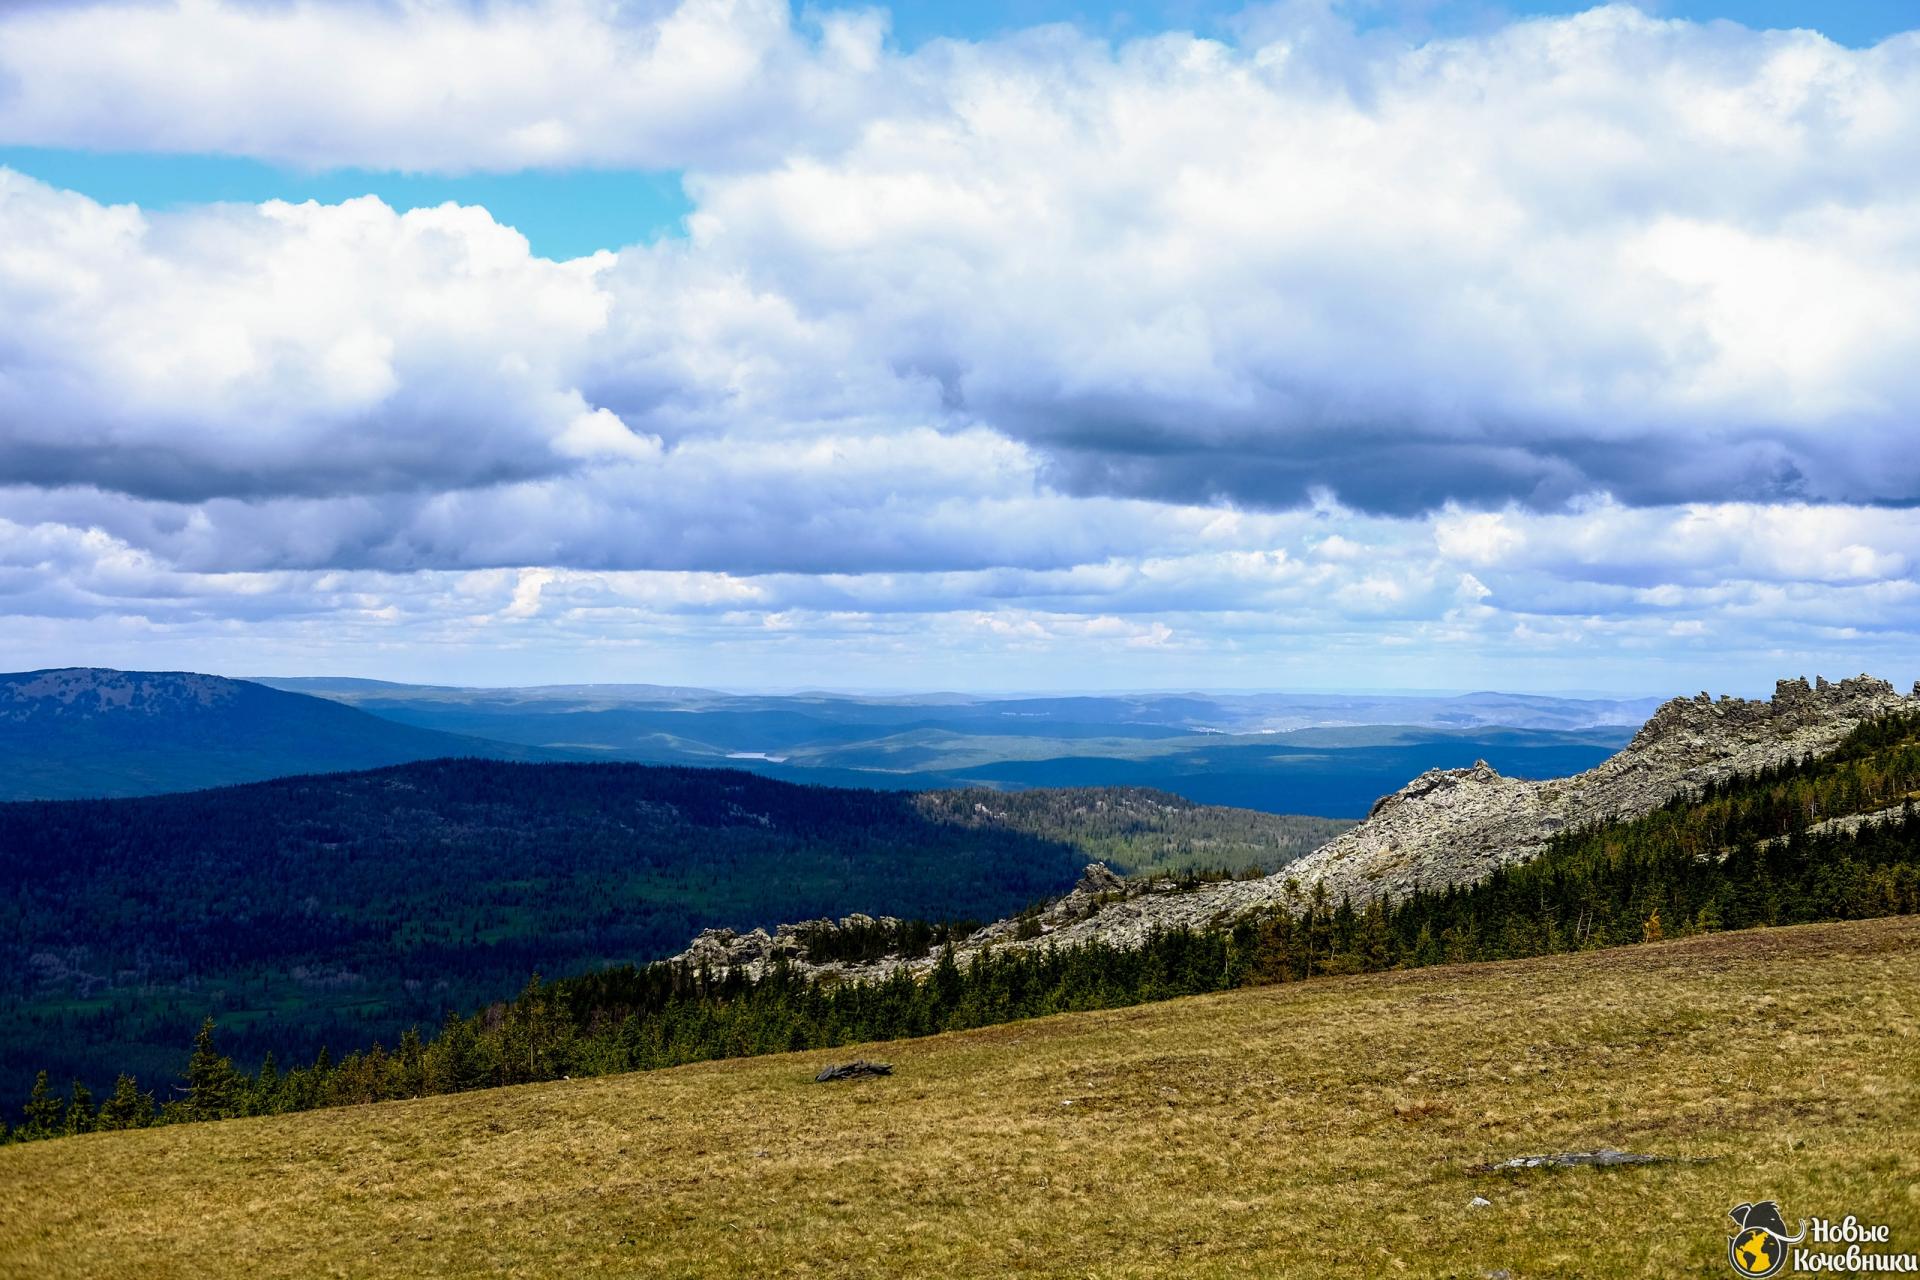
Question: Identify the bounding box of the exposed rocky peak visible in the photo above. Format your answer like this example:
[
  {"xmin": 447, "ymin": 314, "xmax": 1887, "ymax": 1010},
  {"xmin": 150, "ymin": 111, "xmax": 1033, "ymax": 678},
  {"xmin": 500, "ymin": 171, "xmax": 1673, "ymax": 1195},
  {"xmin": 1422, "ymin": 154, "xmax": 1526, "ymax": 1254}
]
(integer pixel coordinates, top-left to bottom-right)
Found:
[
  {"xmin": 1627, "ymin": 676, "xmax": 1901, "ymax": 752},
  {"xmin": 1029, "ymin": 672, "xmax": 1914, "ymax": 945},
  {"xmin": 1074, "ymin": 862, "xmax": 1125, "ymax": 896},
  {"xmin": 1365, "ymin": 759, "xmax": 1511, "ymax": 819},
  {"xmin": 1281, "ymin": 673, "xmax": 1912, "ymax": 906},
  {"xmin": 672, "ymin": 864, "xmax": 1142, "ymax": 979}
]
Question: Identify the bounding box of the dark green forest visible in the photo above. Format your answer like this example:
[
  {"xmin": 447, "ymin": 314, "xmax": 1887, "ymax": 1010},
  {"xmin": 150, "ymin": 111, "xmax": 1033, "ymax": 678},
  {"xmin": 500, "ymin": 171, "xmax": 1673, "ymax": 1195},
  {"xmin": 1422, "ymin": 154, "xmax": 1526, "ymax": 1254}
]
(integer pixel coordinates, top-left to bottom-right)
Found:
[
  {"xmin": 11, "ymin": 714, "xmax": 1917, "ymax": 1143},
  {"xmin": 912, "ymin": 787, "xmax": 1348, "ymax": 876},
  {"xmin": 0, "ymin": 761, "xmax": 1315, "ymax": 1095}
]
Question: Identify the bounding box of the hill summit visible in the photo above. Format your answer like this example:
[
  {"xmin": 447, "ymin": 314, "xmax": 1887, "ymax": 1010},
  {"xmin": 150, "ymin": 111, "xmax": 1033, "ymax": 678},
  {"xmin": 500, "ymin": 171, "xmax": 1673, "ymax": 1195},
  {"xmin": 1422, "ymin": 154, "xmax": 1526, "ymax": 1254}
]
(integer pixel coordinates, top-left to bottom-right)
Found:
[{"xmin": 0, "ymin": 668, "xmax": 557, "ymax": 800}]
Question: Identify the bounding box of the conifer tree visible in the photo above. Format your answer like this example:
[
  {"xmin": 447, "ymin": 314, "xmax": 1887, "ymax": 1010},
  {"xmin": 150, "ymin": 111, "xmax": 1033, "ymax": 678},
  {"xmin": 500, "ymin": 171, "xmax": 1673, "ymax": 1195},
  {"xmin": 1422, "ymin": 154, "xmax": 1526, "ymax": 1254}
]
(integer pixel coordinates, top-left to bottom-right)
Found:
[
  {"xmin": 64, "ymin": 1081, "xmax": 95, "ymax": 1136},
  {"xmin": 185, "ymin": 1017, "xmax": 241, "ymax": 1121},
  {"xmin": 1358, "ymin": 898, "xmax": 1393, "ymax": 971},
  {"xmin": 1304, "ymin": 882, "xmax": 1333, "ymax": 976},
  {"xmin": 98, "ymin": 1074, "xmax": 153, "ymax": 1131},
  {"xmin": 254, "ymin": 1052, "xmax": 280, "ymax": 1115},
  {"xmin": 21, "ymin": 1071, "xmax": 62, "ymax": 1139}
]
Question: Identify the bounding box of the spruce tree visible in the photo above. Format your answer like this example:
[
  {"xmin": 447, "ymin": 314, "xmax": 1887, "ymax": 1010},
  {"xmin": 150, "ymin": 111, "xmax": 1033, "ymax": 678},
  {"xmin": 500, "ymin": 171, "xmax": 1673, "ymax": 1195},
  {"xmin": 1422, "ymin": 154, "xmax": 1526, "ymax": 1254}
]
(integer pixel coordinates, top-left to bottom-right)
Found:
[
  {"xmin": 21, "ymin": 1071, "xmax": 62, "ymax": 1140},
  {"xmin": 98, "ymin": 1074, "xmax": 153, "ymax": 1130},
  {"xmin": 185, "ymin": 1017, "xmax": 241, "ymax": 1121},
  {"xmin": 254, "ymin": 1052, "xmax": 280, "ymax": 1115},
  {"xmin": 1358, "ymin": 899, "xmax": 1393, "ymax": 971},
  {"xmin": 64, "ymin": 1081, "xmax": 95, "ymax": 1136}
]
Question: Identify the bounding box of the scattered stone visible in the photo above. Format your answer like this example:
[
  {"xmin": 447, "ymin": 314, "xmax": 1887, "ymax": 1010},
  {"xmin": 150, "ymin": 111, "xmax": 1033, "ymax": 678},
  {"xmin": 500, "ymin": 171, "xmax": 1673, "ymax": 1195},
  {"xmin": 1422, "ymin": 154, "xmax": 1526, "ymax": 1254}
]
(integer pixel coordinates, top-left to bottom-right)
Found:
[
  {"xmin": 1468, "ymin": 1196, "xmax": 1492, "ymax": 1209},
  {"xmin": 1474, "ymin": 1148, "xmax": 1666, "ymax": 1172},
  {"xmin": 814, "ymin": 1060, "xmax": 892, "ymax": 1082}
]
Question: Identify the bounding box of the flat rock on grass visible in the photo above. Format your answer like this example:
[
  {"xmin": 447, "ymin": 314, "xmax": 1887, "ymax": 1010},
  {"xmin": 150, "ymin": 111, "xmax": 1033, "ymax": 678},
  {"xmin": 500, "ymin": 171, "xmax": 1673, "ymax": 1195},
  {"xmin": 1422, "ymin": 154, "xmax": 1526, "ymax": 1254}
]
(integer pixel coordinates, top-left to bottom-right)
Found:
[{"xmin": 1474, "ymin": 1149, "xmax": 1667, "ymax": 1172}]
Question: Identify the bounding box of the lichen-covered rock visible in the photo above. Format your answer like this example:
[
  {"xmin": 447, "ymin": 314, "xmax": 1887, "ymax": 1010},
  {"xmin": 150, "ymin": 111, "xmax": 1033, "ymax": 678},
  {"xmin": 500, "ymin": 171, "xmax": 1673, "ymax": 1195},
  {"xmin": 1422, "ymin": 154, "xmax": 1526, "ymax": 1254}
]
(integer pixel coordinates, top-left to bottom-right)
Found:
[{"xmin": 672, "ymin": 911, "xmax": 913, "ymax": 978}]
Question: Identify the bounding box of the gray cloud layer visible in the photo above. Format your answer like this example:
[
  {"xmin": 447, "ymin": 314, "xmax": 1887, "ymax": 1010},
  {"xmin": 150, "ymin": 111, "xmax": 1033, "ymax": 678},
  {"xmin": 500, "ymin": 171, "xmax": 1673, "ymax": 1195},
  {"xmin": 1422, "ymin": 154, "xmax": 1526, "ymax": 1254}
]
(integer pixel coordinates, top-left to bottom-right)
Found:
[
  {"xmin": 3, "ymin": 4, "xmax": 1918, "ymax": 532},
  {"xmin": 2, "ymin": 2, "xmax": 1919, "ymax": 685}
]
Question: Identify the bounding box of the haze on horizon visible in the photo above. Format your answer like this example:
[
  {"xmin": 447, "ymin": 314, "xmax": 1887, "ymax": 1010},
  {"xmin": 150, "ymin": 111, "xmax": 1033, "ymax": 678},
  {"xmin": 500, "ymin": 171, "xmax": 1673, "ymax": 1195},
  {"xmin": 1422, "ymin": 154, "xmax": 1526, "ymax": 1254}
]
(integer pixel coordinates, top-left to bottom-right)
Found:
[{"xmin": 3, "ymin": 0, "xmax": 1919, "ymax": 697}]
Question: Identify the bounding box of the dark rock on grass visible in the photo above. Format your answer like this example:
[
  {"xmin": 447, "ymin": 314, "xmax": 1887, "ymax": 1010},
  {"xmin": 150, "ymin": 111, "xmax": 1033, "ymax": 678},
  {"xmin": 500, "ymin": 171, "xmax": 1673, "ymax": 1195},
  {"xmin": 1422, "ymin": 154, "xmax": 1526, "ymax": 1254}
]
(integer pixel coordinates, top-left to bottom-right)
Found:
[{"xmin": 814, "ymin": 1060, "xmax": 893, "ymax": 1082}]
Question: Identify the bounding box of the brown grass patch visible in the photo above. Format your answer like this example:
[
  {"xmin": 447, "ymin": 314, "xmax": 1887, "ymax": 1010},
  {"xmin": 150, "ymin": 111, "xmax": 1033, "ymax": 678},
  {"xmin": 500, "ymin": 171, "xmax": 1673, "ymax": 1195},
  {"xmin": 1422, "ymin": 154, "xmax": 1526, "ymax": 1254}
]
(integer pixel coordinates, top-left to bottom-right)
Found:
[{"xmin": 2, "ymin": 917, "xmax": 1916, "ymax": 1278}]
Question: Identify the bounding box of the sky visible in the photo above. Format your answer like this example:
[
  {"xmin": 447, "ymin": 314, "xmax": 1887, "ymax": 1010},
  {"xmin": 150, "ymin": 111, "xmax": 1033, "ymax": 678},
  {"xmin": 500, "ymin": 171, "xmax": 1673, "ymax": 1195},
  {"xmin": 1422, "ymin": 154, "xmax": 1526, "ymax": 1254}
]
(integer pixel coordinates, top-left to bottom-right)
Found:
[{"xmin": 2, "ymin": 0, "xmax": 1918, "ymax": 696}]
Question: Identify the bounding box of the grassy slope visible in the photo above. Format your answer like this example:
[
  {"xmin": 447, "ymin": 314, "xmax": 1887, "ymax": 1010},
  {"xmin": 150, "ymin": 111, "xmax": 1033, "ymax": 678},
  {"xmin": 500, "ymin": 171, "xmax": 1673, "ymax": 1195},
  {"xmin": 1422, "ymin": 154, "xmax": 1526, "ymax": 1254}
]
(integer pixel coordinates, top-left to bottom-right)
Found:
[{"xmin": 3, "ymin": 916, "xmax": 1915, "ymax": 1278}]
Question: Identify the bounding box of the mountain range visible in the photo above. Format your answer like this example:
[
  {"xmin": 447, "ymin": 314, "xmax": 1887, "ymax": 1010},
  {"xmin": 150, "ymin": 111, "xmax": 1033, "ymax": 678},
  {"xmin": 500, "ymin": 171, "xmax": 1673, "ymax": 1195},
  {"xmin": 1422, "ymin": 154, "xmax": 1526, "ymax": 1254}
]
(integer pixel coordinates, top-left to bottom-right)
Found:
[{"xmin": 0, "ymin": 668, "xmax": 1654, "ymax": 814}]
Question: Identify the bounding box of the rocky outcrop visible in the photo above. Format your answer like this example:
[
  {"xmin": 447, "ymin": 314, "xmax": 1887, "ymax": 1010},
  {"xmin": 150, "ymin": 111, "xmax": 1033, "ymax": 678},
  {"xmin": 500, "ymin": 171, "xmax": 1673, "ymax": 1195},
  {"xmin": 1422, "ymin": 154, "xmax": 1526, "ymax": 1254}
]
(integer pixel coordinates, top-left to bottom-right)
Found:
[
  {"xmin": 1282, "ymin": 674, "xmax": 1911, "ymax": 905},
  {"xmin": 669, "ymin": 675, "xmax": 1916, "ymax": 975},
  {"xmin": 672, "ymin": 866, "xmax": 1149, "ymax": 979},
  {"xmin": 676, "ymin": 912, "xmax": 896, "ymax": 979}
]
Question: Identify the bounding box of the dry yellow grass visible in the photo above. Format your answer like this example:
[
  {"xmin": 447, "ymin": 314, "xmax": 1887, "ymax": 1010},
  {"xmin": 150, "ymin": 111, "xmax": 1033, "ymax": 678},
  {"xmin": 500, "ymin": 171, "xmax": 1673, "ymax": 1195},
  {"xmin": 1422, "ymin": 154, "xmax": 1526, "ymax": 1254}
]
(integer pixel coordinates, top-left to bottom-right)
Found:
[{"xmin": 3, "ymin": 917, "xmax": 1917, "ymax": 1279}]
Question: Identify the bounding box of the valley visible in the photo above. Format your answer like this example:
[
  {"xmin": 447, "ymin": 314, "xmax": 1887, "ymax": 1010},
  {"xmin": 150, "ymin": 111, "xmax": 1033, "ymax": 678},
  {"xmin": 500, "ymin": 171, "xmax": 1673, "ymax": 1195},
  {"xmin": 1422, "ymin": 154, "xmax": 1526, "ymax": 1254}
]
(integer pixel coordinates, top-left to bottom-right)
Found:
[{"xmin": 0, "ymin": 758, "xmax": 1343, "ymax": 1096}]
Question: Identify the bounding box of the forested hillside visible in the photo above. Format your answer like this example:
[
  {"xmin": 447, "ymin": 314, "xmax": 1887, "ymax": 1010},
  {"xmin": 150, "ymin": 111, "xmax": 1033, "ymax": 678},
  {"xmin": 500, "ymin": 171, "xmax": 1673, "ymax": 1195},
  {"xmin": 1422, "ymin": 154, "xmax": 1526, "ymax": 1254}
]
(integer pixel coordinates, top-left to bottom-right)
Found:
[
  {"xmin": 911, "ymin": 787, "xmax": 1350, "ymax": 876},
  {"xmin": 0, "ymin": 761, "xmax": 1313, "ymax": 1095}
]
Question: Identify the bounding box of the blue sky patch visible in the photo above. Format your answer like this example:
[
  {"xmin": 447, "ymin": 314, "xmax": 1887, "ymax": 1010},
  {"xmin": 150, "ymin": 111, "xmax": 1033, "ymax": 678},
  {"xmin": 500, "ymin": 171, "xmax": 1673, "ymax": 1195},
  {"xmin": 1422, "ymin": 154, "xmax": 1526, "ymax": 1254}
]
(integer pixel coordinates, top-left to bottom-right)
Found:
[
  {"xmin": 886, "ymin": 0, "xmax": 1915, "ymax": 47},
  {"xmin": 0, "ymin": 148, "xmax": 692, "ymax": 260}
]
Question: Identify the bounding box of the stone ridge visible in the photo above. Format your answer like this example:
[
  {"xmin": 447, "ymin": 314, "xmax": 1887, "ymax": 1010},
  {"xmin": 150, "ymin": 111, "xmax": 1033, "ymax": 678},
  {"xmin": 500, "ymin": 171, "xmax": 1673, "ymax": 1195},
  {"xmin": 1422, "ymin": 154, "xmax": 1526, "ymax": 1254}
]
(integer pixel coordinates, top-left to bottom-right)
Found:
[
  {"xmin": 672, "ymin": 674, "xmax": 1916, "ymax": 976},
  {"xmin": 1273, "ymin": 674, "xmax": 1911, "ymax": 908}
]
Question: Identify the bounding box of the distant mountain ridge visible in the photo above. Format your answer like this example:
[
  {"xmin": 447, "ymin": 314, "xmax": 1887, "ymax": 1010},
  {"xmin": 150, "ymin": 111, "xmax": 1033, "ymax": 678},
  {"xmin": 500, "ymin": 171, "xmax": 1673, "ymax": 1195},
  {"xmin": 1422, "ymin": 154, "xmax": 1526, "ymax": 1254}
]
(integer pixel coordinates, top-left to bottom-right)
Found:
[
  {"xmin": 0, "ymin": 668, "xmax": 568, "ymax": 800},
  {"xmin": 1, "ymin": 668, "xmax": 240, "ymax": 719},
  {"xmin": 0, "ymin": 667, "xmax": 1654, "ymax": 810},
  {"xmin": 253, "ymin": 676, "xmax": 1652, "ymax": 815}
]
